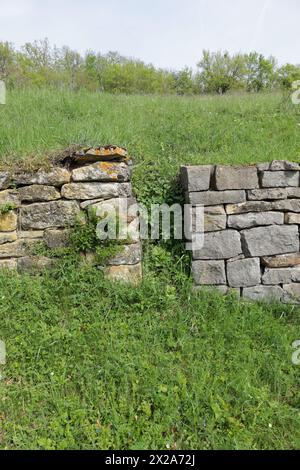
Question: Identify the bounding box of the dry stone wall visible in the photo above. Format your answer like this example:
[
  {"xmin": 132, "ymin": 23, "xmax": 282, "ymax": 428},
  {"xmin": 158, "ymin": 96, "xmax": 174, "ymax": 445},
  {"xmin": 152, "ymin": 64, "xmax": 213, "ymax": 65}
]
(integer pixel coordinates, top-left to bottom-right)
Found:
[
  {"xmin": 0, "ymin": 155, "xmax": 142, "ymax": 285},
  {"xmin": 181, "ymin": 160, "xmax": 300, "ymax": 303}
]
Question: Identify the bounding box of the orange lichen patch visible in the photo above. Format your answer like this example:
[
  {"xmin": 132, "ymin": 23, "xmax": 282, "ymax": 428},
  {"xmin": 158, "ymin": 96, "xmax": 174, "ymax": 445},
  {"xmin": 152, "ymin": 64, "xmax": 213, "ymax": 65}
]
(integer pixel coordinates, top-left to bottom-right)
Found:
[{"xmin": 73, "ymin": 145, "xmax": 129, "ymax": 164}]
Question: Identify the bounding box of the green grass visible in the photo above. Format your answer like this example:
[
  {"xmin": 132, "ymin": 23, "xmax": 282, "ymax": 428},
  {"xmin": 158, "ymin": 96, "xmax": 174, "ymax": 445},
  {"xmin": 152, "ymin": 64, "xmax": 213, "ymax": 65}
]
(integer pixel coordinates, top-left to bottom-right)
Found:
[
  {"xmin": 1, "ymin": 88, "xmax": 300, "ymax": 449},
  {"xmin": 1, "ymin": 250, "xmax": 300, "ymax": 450},
  {"xmin": 0, "ymin": 88, "xmax": 299, "ymax": 205}
]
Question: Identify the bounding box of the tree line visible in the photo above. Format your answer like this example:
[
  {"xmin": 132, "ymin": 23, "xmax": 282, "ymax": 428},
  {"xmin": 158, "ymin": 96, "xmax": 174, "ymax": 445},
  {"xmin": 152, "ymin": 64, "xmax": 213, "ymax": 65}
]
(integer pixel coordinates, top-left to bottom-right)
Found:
[{"xmin": 0, "ymin": 39, "xmax": 299, "ymax": 95}]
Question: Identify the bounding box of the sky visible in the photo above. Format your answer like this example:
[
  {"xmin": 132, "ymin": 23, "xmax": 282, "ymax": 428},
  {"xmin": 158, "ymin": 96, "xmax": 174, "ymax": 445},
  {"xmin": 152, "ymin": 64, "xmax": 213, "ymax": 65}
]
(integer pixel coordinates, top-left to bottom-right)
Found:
[{"xmin": 0, "ymin": 0, "xmax": 298, "ymax": 69}]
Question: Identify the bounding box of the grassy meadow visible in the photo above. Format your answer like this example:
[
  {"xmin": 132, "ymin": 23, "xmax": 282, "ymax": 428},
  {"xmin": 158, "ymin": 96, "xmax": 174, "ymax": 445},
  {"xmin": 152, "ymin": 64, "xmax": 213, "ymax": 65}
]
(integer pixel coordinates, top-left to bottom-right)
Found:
[{"xmin": 0, "ymin": 88, "xmax": 300, "ymax": 450}]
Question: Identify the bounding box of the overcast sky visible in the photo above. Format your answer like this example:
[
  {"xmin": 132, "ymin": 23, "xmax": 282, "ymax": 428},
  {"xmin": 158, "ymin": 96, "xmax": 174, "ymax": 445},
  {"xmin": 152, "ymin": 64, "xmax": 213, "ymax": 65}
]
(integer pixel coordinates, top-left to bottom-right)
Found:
[{"xmin": 0, "ymin": 0, "xmax": 298, "ymax": 69}]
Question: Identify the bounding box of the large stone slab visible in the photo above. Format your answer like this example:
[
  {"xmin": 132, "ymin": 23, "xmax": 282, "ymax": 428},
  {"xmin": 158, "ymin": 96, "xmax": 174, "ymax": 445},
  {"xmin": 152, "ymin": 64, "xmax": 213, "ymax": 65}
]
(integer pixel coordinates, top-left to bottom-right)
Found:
[
  {"xmin": 0, "ymin": 240, "xmax": 33, "ymax": 259},
  {"xmin": 227, "ymin": 258, "xmax": 261, "ymax": 288},
  {"xmin": 283, "ymin": 284, "xmax": 300, "ymax": 304},
  {"xmin": 0, "ymin": 172, "xmax": 10, "ymax": 190},
  {"xmin": 0, "ymin": 232, "xmax": 17, "ymax": 245},
  {"xmin": 189, "ymin": 190, "xmax": 246, "ymax": 206},
  {"xmin": 285, "ymin": 213, "xmax": 300, "ymax": 224},
  {"xmin": 226, "ymin": 199, "xmax": 300, "ymax": 215},
  {"xmin": 269, "ymin": 160, "xmax": 300, "ymax": 171},
  {"xmin": 262, "ymin": 253, "xmax": 300, "ymax": 268},
  {"xmin": 247, "ymin": 188, "xmax": 287, "ymax": 201},
  {"xmin": 61, "ymin": 182, "xmax": 131, "ymax": 200},
  {"xmin": 243, "ymin": 286, "xmax": 283, "ymax": 302},
  {"xmin": 215, "ymin": 165, "xmax": 258, "ymax": 190},
  {"xmin": 72, "ymin": 162, "xmax": 130, "ymax": 183},
  {"xmin": 13, "ymin": 168, "xmax": 70, "ymax": 187},
  {"xmin": 17, "ymin": 256, "xmax": 56, "ymax": 274},
  {"xmin": 193, "ymin": 230, "xmax": 242, "ymax": 260},
  {"xmin": 192, "ymin": 260, "xmax": 226, "ymax": 285},
  {"xmin": 241, "ymin": 225, "xmax": 299, "ymax": 257},
  {"xmin": 44, "ymin": 229, "xmax": 71, "ymax": 249},
  {"xmin": 104, "ymin": 263, "xmax": 142, "ymax": 286},
  {"xmin": 0, "ymin": 189, "xmax": 20, "ymax": 208},
  {"xmin": 0, "ymin": 259, "xmax": 17, "ymax": 270},
  {"xmin": 18, "ymin": 185, "xmax": 61, "ymax": 202},
  {"xmin": 0, "ymin": 211, "xmax": 17, "ymax": 232},
  {"xmin": 263, "ymin": 267, "xmax": 300, "ymax": 285},
  {"xmin": 181, "ymin": 166, "xmax": 213, "ymax": 192},
  {"xmin": 21, "ymin": 201, "xmax": 81, "ymax": 230},
  {"xmin": 228, "ymin": 212, "xmax": 283, "ymax": 230},
  {"xmin": 261, "ymin": 171, "xmax": 299, "ymax": 188},
  {"xmin": 107, "ymin": 243, "xmax": 142, "ymax": 266}
]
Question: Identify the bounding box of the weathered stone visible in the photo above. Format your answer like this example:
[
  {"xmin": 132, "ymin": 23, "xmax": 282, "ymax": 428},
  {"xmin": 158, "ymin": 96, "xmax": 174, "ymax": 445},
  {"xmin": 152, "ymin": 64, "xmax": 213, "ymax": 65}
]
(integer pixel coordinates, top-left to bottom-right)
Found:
[
  {"xmin": 247, "ymin": 188, "xmax": 287, "ymax": 201},
  {"xmin": 262, "ymin": 253, "xmax": 300, "ymax": 268},
  {"xmin": 0, "ymin": 189, "xmax": 20, "ymax": 208},
  {"xmin": 227, "ymin": 258, "xmax": 261, "ymax": 288},
  {"xmin": 215, "ymin": 165, "xmax": 258, "ymax": 190},
  {"xmin": 261, "ymin": 171, "xmax": 299, "ymax": 188},
  {"xmin": 192, "ymin": 260, "xmax": 226, "ymax": 285},
  {"xmin": 0, "ymin": 211, "xmax": 17, "ymax": 232},
  {"xmin": 285, "ymin": 213, "xmax": 300, "ymax": 224},
  {"xmin": 80, "ymin": 198, "xmax": 104, "ymax": 209},
  {"xmin": 257, "ymin": 163, "xmax": 270, "ymax": 172},
  {"xmin": 228, "ymin": 212, "xmax": 284, "ymax": 230},
  {"xmin": 241, "ymin": 225, "xmax": 299, "ymax": 257},
  {"xmin": 104, "ymin": 263, "xmax": 142, "ymax": 286},
  {"xmin": 107, "ymin": 243, "xmax": 142, "ymax": 266},
  {"xmin": 204, "ymin": 206, "xmax": 225, "ymax": 215},
  {"xmin": 181, "ymin": 165, "xmax": 213, "ymax": 192},
  {"xmin": 0, "ymin": 259, "xmax": 17, "ymax": 270},
  {"xmin": 17, "ymin": 256, "xmax": 56, "ymax": 274},
  {"xmin": 226, "ymin": 201, "xmax": 272, "ymax": 215},
  {"xmin": 0, "ymin": 172, "xmax": 10, "ymax": 190},
  {"xmin": 263, "ymin": 267, "xmax": 300, "ymax": 285},
  {"xmin": 193, "ymin": 230, "xmax": 242, "ymax": 260},
  {"xmin": 0, "ymin": 232, "xmax": 17, "ymax": 245},
  {"xmin": 18, "ymin": 231, "xmax": 44, "ymax": 239},
  {"xmin": 61, "ymin": 182, "xmax": 131, "ymax": 200},
  {"xmin": 21, "ymin": 201, "xmax": 81, "ymax": 230},
  {"xmin": 18, "ymin": 185, "xmax": 61, "ymax": 202},
  {"xmin": 72, "ymin": 162, "xmax": 130, "ymax": 183},
  {"xmin": 189, "ymin": 190, "xmax": 246, "ymax": 206},
  {"xmin": 287, "ymin": 188, "xmax": 300, "ymax": 198},
  {"xmin": 282, "ymin": 284, "xmax": 300, "ymax": 304},
  {"xmin": 243, "ymin": 285, "xmax": 283, "ymax": 302},
  {"xmin": 0, "ymin": 240, "xmax": 36, "ymax": 259},
  {"xmin": 44, "ymin": 229, "xmax": 70, "ymax": 249},
  {"xmin": 269, "ymin": 160, "xmax": 300, "ymax": 171},
  {"xmin": 226, "ymin": 199, "xmax": 300, "ymax": 215},
  {"xmin": 13, "ymin": 168, "xmax": 70, "ymax": 187}
]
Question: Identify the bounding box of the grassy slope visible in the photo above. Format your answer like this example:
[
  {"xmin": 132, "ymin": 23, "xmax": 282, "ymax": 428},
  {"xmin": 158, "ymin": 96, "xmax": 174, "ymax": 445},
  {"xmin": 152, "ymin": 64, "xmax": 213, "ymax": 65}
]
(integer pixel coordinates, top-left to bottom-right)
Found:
[{"xmin": 0, "ymin": 89, "xmax": 300, "ymax": 449}]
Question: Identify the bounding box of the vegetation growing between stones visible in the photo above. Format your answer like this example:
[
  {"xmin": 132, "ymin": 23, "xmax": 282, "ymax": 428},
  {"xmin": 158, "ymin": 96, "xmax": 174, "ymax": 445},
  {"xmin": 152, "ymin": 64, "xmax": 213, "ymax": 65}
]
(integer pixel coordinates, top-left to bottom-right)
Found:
[{"xmin": 0, "ymin": 203, "xmax": 15, "ymax": 215}]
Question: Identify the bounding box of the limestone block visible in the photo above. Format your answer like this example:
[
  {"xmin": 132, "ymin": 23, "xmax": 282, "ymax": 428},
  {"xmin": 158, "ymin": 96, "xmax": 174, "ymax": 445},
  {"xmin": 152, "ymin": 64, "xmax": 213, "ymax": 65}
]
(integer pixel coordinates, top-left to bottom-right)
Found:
[
  {"xmin": 243, "ymin": 285, "xmax": 283, "ymax": 302},
  {"xmin": 227, "ymin": 258, "xmax": 261, "ymax": 288},
  {"xmin": 61, "ymin": 182, "xmax": 132, "ymax": 200},
  {"xmin": 18, "ymin": 185, "xmax": 60, "ymax": 202},
  {"xmin": 0, "ymin": 231, "xmax": 17, "ymax": 245},
  {"xmin": 282, "ymin": 284, "xmax": 300, "ymax": 304},
  {"xmin": 107, "ymin": 243, "xmax": 142, "ymax": 266},
  {"xmin": 72, "ymin": 162, "xmax": 130, "ymax": 183},
  {"xmin": 263, "ymin": 267, "xmax": 300, "ymax": 285},
  {"xmin": 261, "ymin": 253, "xmax": 300, "ymax": 268},
  {"xmin": 215, "ymin": 165, "xmax": 258, "ymax": 190},
  {"xmin": 247, "ymin": 188, "xmax": 287, "ymax": 201},
  {"xmin": 193, "ymin": 229, "xmax": 242, "ymax": 260},
  {"xmin": 269, "ymin": 160, "xmax": 300, "ymax": 171},
  {"xmin": 17, "ymin": 256, "xmax": 56, "ymax": 274},
  {"xmin": 285, "ymin": 213, "xmax": 300, "ymax": 224},
  {"xmin": 228, "ymin": 212, "xmax": 284, "ymax": 230},
  {"xmin": 189, "ymin": 190, "xmax": 246, "ymax": 206},
  {"xmin": 44, "ymin": 229, "xmax": 71, "ymax": 249},
  {"xmin": 21, "ymin": 201, "xmax": 81, "ymax": 230},
  {"xmin": 192, "ymin": 260, "xmax": 226, "ymax": 285},
  {"xmin": 104, "ymin": 263, "xmax": 142, "ymax": 286},
  {"xmin": 0, "ymin": 211, "xmax": 18, "ymax": 232},
  {"xmin": 241, "ymin": 225, "xmax": 299, "ymax": 257},
  {"xmin": 0, "ymin": 189, "xmax": 20, "ymax": 208},
  {"xmin": 181, "ymin": 165, "xmax": 213, "ymax": 192},
  {"xmin": 13, "ymin": 168, "xmax": 70, "ymax": 187},
  {"xmin": 0, "ymin": 259, "xmax": 17, "ymax": 270},
  {"xmin": 261, "ymin": 171, "xmax": 299, "ymax": 188}
]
